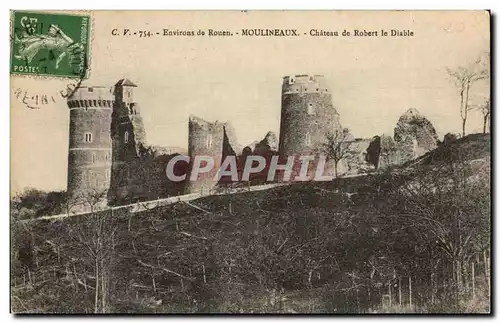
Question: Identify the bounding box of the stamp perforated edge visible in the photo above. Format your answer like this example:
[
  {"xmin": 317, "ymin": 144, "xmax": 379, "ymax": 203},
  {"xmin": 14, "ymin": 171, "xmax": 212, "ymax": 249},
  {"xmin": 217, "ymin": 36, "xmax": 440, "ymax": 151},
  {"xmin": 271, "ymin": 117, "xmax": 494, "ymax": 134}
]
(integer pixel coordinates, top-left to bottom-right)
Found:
[{"xmin": 9, "ymin": 10, "xmax": 94, "ymax": 82}]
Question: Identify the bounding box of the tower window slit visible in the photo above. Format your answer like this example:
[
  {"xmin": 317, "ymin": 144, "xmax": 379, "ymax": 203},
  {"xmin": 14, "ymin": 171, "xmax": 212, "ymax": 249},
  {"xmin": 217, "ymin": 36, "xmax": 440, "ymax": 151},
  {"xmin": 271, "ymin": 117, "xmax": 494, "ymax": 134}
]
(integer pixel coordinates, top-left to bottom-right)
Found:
[
  {"xmin": 124, "ymin": 131, "xmax": 129, "ymax": 143},
  {"xmin": 307, "ymin": 103, "xmax": 315, "ymax": 115},
  {"xmin": 305, "ymin": 132, "xmax": 312, "ymax": 146},
  {"xmin": 84, "ymin": 132, "xmax": 92, "ymax": 143},
  {"xmin": 206, "ymin": 134, "xmax": 213, "ymax": 148}
]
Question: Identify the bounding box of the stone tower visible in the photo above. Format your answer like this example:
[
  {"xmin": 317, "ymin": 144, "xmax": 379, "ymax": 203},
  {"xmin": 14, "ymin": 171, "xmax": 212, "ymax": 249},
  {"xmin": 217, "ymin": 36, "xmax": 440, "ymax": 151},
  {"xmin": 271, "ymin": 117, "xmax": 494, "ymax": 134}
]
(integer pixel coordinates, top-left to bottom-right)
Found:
[
  {"xmin": 185, "ymin": 115, "xmax": 236, "ymax": 195},
  {"xmin": 66, "ymin": 85, "xmax": 114, "ymax": 206},
  {"xmin": 109, "ymin": 78, "xmax": 148, "ymax": 203},
  {"xmin": 278, "ymin": 74, "xmax": 341, "ymax": 158},
  {"xmin": 393, "ymin": 108, "xmax": 439, "ymax": 163}
]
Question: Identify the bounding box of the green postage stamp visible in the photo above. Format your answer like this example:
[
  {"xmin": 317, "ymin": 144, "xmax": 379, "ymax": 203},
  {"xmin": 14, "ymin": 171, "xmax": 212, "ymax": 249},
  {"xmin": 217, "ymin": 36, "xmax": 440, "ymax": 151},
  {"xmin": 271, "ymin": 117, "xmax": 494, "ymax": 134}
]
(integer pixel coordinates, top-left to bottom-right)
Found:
[{"xmin": 10, "ymin": 11, "xmax": 90, "ymax": 79}]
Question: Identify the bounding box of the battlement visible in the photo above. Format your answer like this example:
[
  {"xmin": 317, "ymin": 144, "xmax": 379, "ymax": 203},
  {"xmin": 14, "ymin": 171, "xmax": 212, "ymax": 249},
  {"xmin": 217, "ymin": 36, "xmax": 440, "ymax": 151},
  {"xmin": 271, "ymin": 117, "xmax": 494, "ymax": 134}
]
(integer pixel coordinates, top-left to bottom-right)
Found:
[
  {"xmin": 282, "ymin": 74, "xmax": 330, "ymax": 94},
  {"xmin": 279, "ymin": 74, "xmax": 341, "ymax": 160},
  {"xmin": 68, "ymin": 85, "xmax": 115, "ymax": 108},
  {"xmin": 189, "ymin": 115, "xmax": 225, "ymax": 132}
]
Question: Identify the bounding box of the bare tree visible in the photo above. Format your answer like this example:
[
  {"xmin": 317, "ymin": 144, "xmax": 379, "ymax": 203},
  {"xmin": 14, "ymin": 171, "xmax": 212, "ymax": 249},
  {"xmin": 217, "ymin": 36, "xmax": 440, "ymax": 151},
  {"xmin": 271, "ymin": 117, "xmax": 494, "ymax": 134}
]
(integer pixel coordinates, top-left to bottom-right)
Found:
[
  {"xmin": 61, "ymin": 194, "xmax": 78, "ymax": 216},
  {"xmin": 446, "ymin": 55, "xmax": 489, "ymax": 137},
  {"xmin": 81, "ymin": 189, "xmax": 108, "ymax": 213},
  {"xmin": 321, "ymin": 128, "xmax": 353, "ymax": 177},
  {"xmin": 386, "ymin": 157, "xmax": 490, "ymax": 305},
  {"xmin": 477, "ymin": 99, "xmax": 491, "ymax": 134},
  {"xmin": 67, "ymin": 190, "xmax": 118, "ymax": 313}
]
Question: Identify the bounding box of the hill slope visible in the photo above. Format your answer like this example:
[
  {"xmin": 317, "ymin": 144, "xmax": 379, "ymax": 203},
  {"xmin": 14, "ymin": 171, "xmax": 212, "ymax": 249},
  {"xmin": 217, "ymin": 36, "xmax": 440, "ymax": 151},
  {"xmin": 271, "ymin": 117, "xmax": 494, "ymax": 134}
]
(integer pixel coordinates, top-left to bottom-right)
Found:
[{"xmin": 11, "ymin": 134, "xmax": 491, "ymax": 313}]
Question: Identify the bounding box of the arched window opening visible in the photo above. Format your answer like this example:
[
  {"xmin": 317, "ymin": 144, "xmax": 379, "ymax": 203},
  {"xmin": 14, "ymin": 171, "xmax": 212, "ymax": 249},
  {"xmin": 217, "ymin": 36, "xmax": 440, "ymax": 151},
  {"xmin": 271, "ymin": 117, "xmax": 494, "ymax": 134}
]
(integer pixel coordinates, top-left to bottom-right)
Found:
[{"xmin": 307, "ymin": 103, "xmax": 315, "ymax": 115}]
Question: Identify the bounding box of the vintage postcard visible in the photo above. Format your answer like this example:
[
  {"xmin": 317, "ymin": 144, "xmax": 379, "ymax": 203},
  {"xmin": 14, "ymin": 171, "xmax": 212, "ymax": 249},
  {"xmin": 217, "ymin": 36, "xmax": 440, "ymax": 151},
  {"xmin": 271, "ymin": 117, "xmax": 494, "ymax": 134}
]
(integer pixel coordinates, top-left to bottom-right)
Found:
[{"xmin": 10, "ymin": 10, "xmax": 491, "ymax": 314}]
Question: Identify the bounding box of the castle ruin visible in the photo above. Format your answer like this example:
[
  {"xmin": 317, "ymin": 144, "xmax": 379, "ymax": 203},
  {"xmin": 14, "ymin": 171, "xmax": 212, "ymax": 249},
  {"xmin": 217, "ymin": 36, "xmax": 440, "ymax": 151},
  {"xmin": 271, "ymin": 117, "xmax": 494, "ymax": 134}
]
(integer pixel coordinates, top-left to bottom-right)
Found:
[
  {"xmin": 66, "ymin": 75, "xmax": 438, "ymax": 209},
  {"xmin": 67, "ymin": 79, "xmax": 185, "ymax": 209},
  {"xmin": 67, "ymin": 84, "xmax": 114, "ymax": 207},
  {"xmin": 279, "ymin": 74, "xmax": 342, "ymax": 157}
]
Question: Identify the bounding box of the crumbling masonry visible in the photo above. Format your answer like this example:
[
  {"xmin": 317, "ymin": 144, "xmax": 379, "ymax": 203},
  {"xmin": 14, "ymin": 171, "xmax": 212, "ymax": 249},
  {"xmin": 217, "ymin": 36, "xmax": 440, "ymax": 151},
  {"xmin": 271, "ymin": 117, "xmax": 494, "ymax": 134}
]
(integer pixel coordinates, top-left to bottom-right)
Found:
[{"xmin": 66, "ymin": 76, "xmax": 439, "ymax": 209}]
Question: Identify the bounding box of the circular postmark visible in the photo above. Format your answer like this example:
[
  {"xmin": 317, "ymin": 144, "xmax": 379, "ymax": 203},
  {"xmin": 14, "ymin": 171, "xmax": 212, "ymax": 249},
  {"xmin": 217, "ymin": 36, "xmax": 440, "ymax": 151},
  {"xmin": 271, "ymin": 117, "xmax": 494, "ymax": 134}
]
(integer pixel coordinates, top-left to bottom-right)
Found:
[{"xmin": 12, "ymin": 77, "xmax": 85, "ymax": 110}]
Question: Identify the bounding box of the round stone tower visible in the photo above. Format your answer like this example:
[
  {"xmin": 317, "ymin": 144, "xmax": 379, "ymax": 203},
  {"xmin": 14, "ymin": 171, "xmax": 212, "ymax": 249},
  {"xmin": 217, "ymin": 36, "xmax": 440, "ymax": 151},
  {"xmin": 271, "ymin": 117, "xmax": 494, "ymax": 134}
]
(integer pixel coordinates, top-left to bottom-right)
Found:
[
  {"xmin": 67, "ymin": 85, "xmax": 114, "ymax": 207},
  {"xmin": 278, "ymin": 74, "xmax": 341, "ymax": 158},
  {"xmin": 185, "ymin": 115, "xmax": 225, "ymax": 195}
]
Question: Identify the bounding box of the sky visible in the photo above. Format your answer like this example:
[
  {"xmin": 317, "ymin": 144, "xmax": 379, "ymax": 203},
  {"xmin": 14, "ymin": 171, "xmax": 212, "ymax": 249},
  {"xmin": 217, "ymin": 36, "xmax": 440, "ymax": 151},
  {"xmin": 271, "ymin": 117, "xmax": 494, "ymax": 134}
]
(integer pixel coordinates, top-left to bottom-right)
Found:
[{"xmin": 10, "ymin": 11, "xmax": 490, "ymax": 193}]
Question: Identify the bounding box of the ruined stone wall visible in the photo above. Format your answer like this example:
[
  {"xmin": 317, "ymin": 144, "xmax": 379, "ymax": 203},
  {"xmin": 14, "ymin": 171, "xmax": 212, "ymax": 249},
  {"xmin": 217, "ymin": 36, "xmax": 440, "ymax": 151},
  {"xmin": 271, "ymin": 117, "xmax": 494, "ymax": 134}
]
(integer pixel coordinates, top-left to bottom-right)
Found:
[
  {"xmin": 150, "ymin": 153, "xmax": 188, "ymax": 198},
  {"xmin": 367, "ymin": 109, "xmax": 439, "ymax": 170},
  {"xmin": 69, "ymin": 75, "xmax": 430, "ymax": 207},
  {"xmin": 222, "ymin": 122, "xmax": 242, "ymax": 155},
  {"xmin": 393, "ymin": 108, "xmax": 438, "ymax": 161},
  {"xmin": 235, "ymin": 132, "xmax": 280, "ymax": 184},
  {"xmin": 344, "ymin": 138, "xmax": 374, "ymax": 175},
  {"xmin": 378, "ymin": 135, "xmax": 400, "ymax": 168},
  {"xmin": 108, "ymin": 81, "xmax": 149, "ymax": 204},
  {"xmin": 68, "ymin": 79, "xmax": 196, "ymax": 207},
  {"xmin": 185, "ymin": 116, "xmax": 225, "ymax": 195}
]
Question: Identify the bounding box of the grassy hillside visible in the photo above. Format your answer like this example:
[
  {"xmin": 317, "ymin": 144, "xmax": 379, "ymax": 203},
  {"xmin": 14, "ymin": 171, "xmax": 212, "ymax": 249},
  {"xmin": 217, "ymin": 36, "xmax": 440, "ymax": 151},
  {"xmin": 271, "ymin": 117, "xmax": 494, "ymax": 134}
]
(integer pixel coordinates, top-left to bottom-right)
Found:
[
  {"xmin": 402, "ymin": 133, "xmax": 490, "ymax": 173},
  {"xmin": 11, "ymin": 134, "xmax": 491, "ymax": 313}
]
